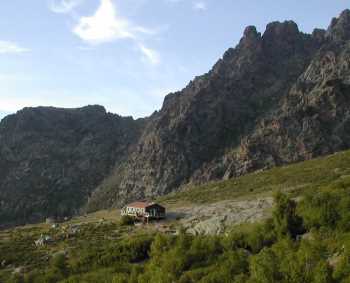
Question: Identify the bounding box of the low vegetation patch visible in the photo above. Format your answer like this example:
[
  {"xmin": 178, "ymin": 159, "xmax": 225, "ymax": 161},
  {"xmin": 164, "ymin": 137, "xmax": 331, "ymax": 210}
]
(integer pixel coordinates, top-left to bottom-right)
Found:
[
  {"xmin": 160, "ymin": 150, "xmax": 350, "ymax": 205},
  {"xmin": 1, "ymin": 186, "xmax": 350, "ymax": 282},
  {"xmin": 2, "ymin": 151, "xmax": 350, "ymax": 282},
  {"xmin": 119, "ymin": 215, "xmax": 135, "ymax": 226}
]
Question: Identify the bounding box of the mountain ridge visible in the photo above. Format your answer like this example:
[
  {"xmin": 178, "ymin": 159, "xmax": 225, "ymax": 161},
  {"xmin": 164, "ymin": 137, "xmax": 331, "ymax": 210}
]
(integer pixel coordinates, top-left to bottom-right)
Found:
[
  {"xmin": 86, "ymin": 11, "xmax": 333, "ymax": 210},
  {"xmin": 0, "ymin": 105, "xmax": 144, "ymax": 227},
  {"xmin": 1, "ymin": 10, "xmax": 350, "ymax": 225}
]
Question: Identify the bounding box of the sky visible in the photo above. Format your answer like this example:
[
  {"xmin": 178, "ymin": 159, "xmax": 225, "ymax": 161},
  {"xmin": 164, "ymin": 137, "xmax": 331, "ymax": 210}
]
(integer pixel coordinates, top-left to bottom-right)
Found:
[{"xmin": 0, "ymin": 0, "xmax": 348, "ymax": 120}]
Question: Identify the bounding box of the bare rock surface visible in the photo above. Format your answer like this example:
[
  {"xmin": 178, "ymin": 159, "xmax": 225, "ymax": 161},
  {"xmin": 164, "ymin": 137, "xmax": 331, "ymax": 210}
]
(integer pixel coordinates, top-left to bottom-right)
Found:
[{"xmin": 172, "ymin": 197, "xmax": 273, "ymax": 235}]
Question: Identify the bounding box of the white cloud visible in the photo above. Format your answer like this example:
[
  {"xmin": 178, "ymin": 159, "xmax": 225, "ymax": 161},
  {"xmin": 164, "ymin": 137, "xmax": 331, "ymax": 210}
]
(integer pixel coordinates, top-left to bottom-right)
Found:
[
  {"xmin": 73, "ymin": 0, "xmax": 138, "ymax": 44},
  {"xmin": 193, "ymin": 1, "xmax": 207, "ymax": 11},
  {"xmin": 138, "ymin": 44, "xmax": 160, "ymax": 66},
  {"xmin": 0, "ymin": 41, "xmax": 30, "ymax": 54},
  {"xmin": 73, "ymin": 0, "xmax": 161, "ymax": 66},
  {"xmin": 49, "ymin": 0, "xmax": 83, "ymax": 14}
]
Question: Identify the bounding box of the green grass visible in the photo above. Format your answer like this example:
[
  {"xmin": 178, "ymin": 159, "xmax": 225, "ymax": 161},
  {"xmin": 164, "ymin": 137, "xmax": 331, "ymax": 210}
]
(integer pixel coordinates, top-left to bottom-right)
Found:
[
  {"xmin": 0, "ymin": 221, "xmax": 152, "ymax": 282},
  {"xmin": 159, "ymin": 150, "xmax": 350, "ymax": 205},
  {"xmin": 2, "ymin": 150, "xmax": 350, "ymax": 282}
]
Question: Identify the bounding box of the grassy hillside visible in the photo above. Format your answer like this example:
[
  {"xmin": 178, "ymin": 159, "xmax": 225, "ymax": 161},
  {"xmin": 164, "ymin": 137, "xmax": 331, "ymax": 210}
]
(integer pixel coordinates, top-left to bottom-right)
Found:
[
  {"xmin": 2, "ymin": 150, "xmax": 350, "ymax": 282},
  {"xmin": 160, "ymin": 150, "xmax": 350, "ymax": 205}
]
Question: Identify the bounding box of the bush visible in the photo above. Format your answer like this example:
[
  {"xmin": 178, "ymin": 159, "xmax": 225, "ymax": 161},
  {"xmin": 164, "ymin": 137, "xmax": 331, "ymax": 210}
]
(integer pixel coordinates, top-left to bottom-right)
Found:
[
  {"xmin": 246, "ymin": 220, "xmax": 276, "ymax": 253},
  {"xmin": 51, "ymin": 254, "xmax": 69, "ymax": 275},
  {"xmin": 273, "ymin": 191, "xmax": 304, "ymax": 239},
  {"xmin": 249, "ymin": 248, "xmax": 280, "ymax": 283},
  {"xmin": 120, "ymin": 215, "xmax": 134, "ymax": 226},
  {"xmin": 299, "ymin": 188, "xmax": 350, "ymax": 231}
]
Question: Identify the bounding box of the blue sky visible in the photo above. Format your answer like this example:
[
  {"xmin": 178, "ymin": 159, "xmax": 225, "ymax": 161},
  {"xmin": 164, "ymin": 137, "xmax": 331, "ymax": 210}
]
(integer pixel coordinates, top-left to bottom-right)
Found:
[{"xmin": 0, "ymin": 0, "xmax": 348, "ymax": 120}]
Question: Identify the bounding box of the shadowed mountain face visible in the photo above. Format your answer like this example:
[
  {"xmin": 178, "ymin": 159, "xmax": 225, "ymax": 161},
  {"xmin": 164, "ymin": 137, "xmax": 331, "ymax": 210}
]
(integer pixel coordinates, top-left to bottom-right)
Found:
[
  {"xmin": 0, "ymin": 106, "xmax": 144, "ymax": 227},
  {"xmin": 2, "ymin": 10, "xmax": 350, "ymax": 225}
]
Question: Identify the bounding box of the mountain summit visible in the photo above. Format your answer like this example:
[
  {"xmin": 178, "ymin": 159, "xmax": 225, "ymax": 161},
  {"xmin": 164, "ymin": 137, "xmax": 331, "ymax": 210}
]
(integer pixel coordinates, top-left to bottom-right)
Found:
[
  {"xmin": 327, "ymin": 9, "xmax": 350, "ymax": 41},
  {"xmin": 1, "ymin": 10, "xmax": 350, "ymax": 226}
]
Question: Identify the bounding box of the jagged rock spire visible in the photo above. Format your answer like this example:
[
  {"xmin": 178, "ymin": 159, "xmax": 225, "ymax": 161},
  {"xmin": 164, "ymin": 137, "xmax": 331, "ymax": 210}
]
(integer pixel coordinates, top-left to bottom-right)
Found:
[{"xmin": 327, "ymin": 9, "xmax": 350, "ymax": 41}]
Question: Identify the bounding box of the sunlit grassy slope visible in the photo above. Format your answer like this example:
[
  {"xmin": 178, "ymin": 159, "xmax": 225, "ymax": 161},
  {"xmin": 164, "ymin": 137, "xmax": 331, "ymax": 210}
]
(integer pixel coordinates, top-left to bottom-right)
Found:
[
  {"xmin": 160, "ymin": 150, "xmax": 350, "ymax": 205},
  {"xmin": 2, "ymin": 150, "xmax": 350, "ymax": 282}
]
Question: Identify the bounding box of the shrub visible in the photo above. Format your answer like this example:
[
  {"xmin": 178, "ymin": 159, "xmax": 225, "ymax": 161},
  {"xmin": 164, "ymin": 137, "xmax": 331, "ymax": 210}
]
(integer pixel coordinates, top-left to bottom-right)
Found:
[
  {"xmin": 51, "ymin": 254, "xmax": 69, "ymax": 276},
  {"xmin": 273, "ymin": 191, "xmax": 303, "ymax": 239},
  {"xmin": 120, "ymin": 215, "xmax": 134, "ymax": 226},
  {"xmin": 246, "ymin": 220, "xmax": 276, "ymax": 253},
  {"xmin": 249, "ymin": 248, "xmax": 280, "ymax": 283}
]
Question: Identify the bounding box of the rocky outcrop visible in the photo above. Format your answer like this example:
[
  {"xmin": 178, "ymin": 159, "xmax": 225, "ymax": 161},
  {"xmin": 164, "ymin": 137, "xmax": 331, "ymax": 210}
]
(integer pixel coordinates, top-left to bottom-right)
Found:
[
  {"xmin": 326, "ymin": 9, "xmax": 350, "ymax": 41},
  {"xmin": 177, "ymin": 198, "xmax": 274, "ymax": 235},
  {"xmin": 0, "ymin": 106, "xmax": 143, "ymax": 227}
]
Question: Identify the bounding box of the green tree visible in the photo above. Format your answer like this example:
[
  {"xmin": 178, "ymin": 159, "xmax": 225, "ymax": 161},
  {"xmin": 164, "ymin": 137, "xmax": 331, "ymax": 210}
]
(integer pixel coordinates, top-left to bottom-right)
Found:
[
  {"xmin": 299, "ymin": 191, "xmax": 340, "ymax": 230},
  {"xmin": 273, "ymin": 191, "xmax": 303, "ymax": 239},
  {"xmin": 249, "ymin": 248, "xmax": 280, "ymax": 283}
]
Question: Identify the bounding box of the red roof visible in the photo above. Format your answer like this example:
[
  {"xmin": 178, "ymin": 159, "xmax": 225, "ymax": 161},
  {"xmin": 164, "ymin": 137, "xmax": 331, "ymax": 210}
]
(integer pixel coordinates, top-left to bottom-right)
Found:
[{"xmin": 127, "ymin": 201, "xmax": 154, "ymax": 209}]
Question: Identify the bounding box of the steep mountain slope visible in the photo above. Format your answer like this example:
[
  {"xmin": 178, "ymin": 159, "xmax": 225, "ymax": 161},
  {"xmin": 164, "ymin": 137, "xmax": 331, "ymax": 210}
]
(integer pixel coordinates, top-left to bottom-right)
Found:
[
  {"xmin": 87, "ymin": 14, "xmax": 338, "ymax": 210},
  {"xmin": 0, "ymin": 106, "xmax": 143, "ymax": 227},
  {"xmin": 221, "ymin": 9, "xmax": 350, "ymax": 177},
  {"xmin": 2, "ymin": 10, "xmax": 350, "ymax": 225}
]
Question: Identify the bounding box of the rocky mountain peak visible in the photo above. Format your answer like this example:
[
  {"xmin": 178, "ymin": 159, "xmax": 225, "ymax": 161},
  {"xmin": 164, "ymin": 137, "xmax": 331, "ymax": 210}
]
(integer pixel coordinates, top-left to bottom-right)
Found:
[
  {"xmin": 244, "ymin": 25, "xmax": 259, "ymax": 37},
  {"xmin": 327, "ymin": 9, "xmax": 350, "ymax": 41},
  {"xmin": 240, "ymin": 25, "xmax": 261, "ymax": 47},
  {"xmin": 264, "ymin": 20, "xmax": 299, "ymax": 39},
  {"xmin": 261, "ymin": 20, "xmax": 303, "ymax": 56}
]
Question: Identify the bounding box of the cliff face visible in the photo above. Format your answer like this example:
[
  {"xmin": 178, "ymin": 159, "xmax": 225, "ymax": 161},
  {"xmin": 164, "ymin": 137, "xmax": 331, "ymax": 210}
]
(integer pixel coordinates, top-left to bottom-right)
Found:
[
  {"xmin": 87, "ymin": 10, "xmax": 350, "ymax": 210},
  {"xmin": 0, "ymin": 106, "xmax": 143, "ymax": 227},
  {"xmin": 2, "ymin": 10, "xmax": 350, "ymax": 225},
  {"xmin": 221, "ymin": 9, "xmax": 350, "ymax": 177},
  {"xmin": 86, "ymin": 16, "xmax": 328, "ymax": 209}
]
